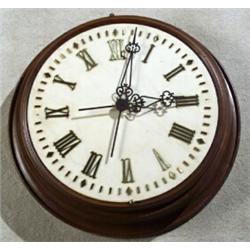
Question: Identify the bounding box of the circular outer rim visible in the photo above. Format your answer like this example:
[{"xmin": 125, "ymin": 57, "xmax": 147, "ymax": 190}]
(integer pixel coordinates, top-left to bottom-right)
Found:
[{"xmin": 9, "ymin": 15, "xmax": 240, "ymax": 238}]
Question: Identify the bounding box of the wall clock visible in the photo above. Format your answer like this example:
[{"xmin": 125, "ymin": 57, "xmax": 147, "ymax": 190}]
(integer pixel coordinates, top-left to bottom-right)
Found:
[{"xmin": 10, "ymin": 15, "xmax": 240, "ymax": 238}]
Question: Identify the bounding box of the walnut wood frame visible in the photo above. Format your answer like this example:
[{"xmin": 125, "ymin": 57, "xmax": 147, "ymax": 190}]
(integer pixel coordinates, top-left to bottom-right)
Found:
[{"xmin": 9, "ymin": 15, "xmax": 240, "ymax": 238}]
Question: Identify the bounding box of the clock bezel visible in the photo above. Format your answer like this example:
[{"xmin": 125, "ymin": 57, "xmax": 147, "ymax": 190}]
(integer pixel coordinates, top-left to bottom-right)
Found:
[{"xmin": 10, "ymin": 15, "xmax": 240, "ymax": 238}]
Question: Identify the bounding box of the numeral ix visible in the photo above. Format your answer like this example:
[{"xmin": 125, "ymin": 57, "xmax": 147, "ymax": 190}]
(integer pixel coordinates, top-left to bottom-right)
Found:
[{"xmin": 45, "ymin": 106, "xmax": 69, "ymax": 119}]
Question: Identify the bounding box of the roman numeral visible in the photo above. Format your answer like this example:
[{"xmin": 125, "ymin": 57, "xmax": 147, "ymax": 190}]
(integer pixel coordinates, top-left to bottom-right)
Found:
[
  {"xmin": 107, "ymin": 39, "xmax": 125, "ymax": 61},
  {"xmin": 152, "ymin": 149, "xmax": 171, "ymax": 171},
  {"xmin": 175, "ymin": 95, "xmax": 199, "ymax": 107},
  {"xmin": 53, "ymin": 75, "xmax": 76, "ymax": 90},
  {"xmin": 121, "ymin": 158, "xmax": 134, "ymax": 184},
  {"xmin": 82, "ymin": 151, "xmax": 102, "ymax": 179},
  {"xmin": 54, "ymin": 130, "xmax": 81, "ymax": 157},
  {"xmin": 164, "ymin": 64, "xmax": 185, "ymax": 81},
  {"xmin": 76, "ymin": 49, "xmax": 97, "ymax": 71},
  {"xmin": 169, "ymin": 123, "xmax": 195, "ymax": 144},
  {"xmin": 45, "ymin": 106, "xmax": 69, "ymax": 119},
  {"xmin": 142, "ymin": 44, "xmax": 155, "ymax": 63}
]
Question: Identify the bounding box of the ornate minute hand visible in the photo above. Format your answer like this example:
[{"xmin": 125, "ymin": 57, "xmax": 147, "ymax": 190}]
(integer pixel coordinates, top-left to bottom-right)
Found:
[
  {"xmin": 109, "ymin": 28, "xmax": 140, "ymax": 158},
  {"xmin": 115, "ymin": 27, "xmax": 140, "ymax": 99},
  {"xmin": 127, "ymin": 27, "xmax": 139, "ymax": 88},
  {"xmin": 78, "ymin": 27, "xmax": 141, "ymax": 114}
]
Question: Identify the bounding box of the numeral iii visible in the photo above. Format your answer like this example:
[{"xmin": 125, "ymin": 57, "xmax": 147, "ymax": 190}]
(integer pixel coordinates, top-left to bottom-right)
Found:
[{"xmin": 175, "ymin": 95, "xmax": 199, "ymax": 107}]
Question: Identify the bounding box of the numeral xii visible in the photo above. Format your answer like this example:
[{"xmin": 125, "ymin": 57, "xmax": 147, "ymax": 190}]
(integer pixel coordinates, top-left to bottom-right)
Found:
[{"xmin": 108, "ymin": 39, "xmax": 125, "ymax": 61}]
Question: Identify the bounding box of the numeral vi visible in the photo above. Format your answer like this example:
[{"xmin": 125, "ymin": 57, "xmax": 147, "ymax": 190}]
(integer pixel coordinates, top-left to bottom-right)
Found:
[{"xmin": 121, "ymin": 158, "xmax": 134, "ymax": 184}]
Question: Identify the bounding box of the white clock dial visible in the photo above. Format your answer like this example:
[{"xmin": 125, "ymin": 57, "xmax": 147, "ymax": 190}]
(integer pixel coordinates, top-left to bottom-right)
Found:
[{"xmin": 27, "ymin": 23, "xmax": 218, "ymax": 203}]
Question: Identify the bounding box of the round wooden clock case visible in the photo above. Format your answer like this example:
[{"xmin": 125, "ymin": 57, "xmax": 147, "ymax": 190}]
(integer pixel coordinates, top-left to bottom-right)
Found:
[{"xmin": 10, "ymin": 15, "xmax": 240, "ymax": 238}]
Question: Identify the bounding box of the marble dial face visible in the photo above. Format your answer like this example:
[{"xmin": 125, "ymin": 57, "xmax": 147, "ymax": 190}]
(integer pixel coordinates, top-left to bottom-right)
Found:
[{"xmin": 27, "ymin": 23, "xmax": 218, "ymax": 203}]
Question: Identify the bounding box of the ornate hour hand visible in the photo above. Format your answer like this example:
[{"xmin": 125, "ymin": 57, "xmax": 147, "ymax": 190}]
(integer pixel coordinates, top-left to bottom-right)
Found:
[
  {"xmin": 160, "ymin": 91, "xmax": 176, "ymax": 107},
  {"xmin": 128, "ymin": 90, "xmax": 175, "ymax": 113},
  {"xmin": 128, "ymin": 94, "xmax": 145, "ymax": 113},
  {"xmin": 141, "ymin": 92, "xmax": 200, "ymax": 110}
]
